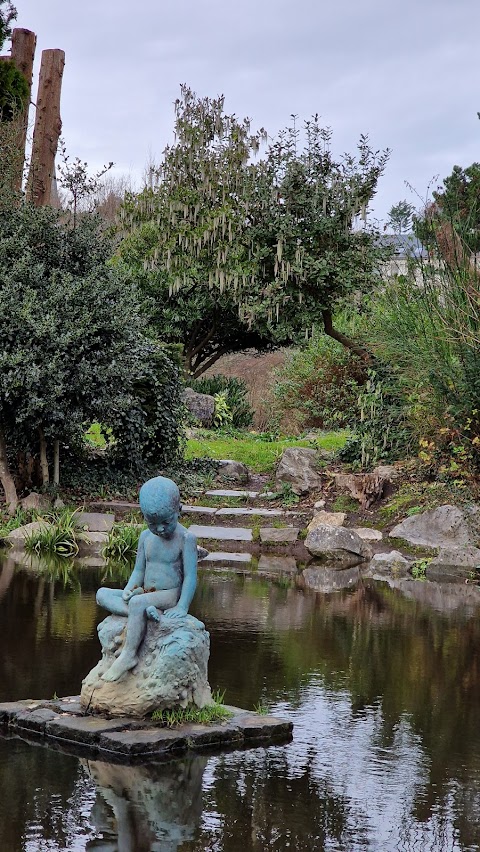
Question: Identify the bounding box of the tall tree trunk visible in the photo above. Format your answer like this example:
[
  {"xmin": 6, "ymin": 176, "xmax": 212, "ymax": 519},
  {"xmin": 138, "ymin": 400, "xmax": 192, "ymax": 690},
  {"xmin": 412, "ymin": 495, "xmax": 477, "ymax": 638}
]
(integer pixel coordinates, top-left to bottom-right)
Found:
[
  {"xmin": 38, "ymin": 426, "xmax": 49, "ymax": 485},
  {"xmin": 53, "ymin": 440, "xmax": 60, "ymax": 486},
  {"xmin": 322, "ymin": 308, "xmax": 372, "ymax": 363},
  {"xmin": 27, "ymin": 48, "xmax": 65, "ymax": 206},
  {"xmin": 10, "ymin": 28, "xmax": 36, "ymax": 192},
  {"xmin": 0, "ymin": 424, "xmax": 18, "ymax": 514}
]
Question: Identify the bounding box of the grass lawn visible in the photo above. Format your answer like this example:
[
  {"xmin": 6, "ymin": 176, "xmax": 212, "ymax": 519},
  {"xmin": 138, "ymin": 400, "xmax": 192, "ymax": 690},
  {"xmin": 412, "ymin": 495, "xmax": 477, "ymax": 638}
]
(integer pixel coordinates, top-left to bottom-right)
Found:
[{"xmin": 185, "ymin": 430, "xmax": 349, "ymax": 474}]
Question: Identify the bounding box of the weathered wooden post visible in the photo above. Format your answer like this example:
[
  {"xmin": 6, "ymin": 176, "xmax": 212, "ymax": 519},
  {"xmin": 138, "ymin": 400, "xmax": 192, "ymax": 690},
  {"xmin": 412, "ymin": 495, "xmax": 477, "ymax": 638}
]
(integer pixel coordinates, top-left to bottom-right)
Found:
[
  {"xmin": 27, "ymin": 48, "xmax": 65, "ymax": 206},
  {"xmin": 10, "ymin": 28, "xmax": 36, "ymax": 190}
]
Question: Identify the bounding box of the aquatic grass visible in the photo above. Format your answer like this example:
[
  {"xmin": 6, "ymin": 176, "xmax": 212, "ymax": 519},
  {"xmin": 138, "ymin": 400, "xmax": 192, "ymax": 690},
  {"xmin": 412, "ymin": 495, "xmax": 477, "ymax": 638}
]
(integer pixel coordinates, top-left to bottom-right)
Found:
[
  {"xmin": 24, "ymin": 508, "xmax": 89, "ymax": 558},
  {"xmin": 29, "ymin": 554, "xmax": 80, "ymax": 588},
  {"xmin": 0, "ymin": 508, "xmax": 30, "ymax": 543},
  {"xmin": 103, "ymin": 522, "xmax": 144, "ymax": 562},
  {"xmin": 151, "ymin": 690, "xmax": 232, "ymax": 727}
]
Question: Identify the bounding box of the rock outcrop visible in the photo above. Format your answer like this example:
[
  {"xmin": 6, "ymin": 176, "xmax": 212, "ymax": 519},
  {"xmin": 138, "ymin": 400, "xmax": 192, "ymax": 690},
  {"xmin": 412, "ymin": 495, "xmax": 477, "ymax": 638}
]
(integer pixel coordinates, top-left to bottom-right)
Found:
[
  {"xmin": 275, "ymin": 447, "xmax": 323, "ymax": 495},
  {"xmin": 304, "ymin": 524, "xmax": 372, "ymax": 568},
  {"xmin": 81, "ymin": 614, "xmax": 212, "ymax": 717},
  {"xmin": 389, "ymin": 505, "xmax": 478, "ymax": 549}
]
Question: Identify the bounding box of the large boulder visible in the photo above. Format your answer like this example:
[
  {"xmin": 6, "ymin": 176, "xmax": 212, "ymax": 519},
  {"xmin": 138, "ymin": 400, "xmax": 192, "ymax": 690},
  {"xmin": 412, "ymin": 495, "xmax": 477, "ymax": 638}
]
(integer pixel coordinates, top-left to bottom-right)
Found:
[
  {"xmin": 307, "ymin": 511, "xmax": 346, "ymax": 533},
  {"xmin": 304, "ymin": 524, "xmax": 372, "ymax": 568},
  {"xmin": 389, "ymin": 505, "xmax": 478, "ymax": 549},
  {"xmin": 75, "ymin": 512, "xmax": 115, "ymax": 532},
  {"xmin": 20, "ymin": 492, "xmax": 51, "ymax": 512},
  {"xmin": 182, "ymin": 388, "xmax": 215, "ymax": 427},
  {"xmin": 275, "ymin": 447, "xmax": 323, "ymax": 495},
  {"xmin": 217, "ymin": 459, "xmax": 249, "ymax": 483},
  {"xmin": 428, "ymin": 546, "xmax": 480, "ymax": 572},
  {"xmin": 6, "ymin": 520, "xmax": 52, "ymax": 548},
  {"xmin": 80, "ymin": 614, "xmax": 212, "ymax": 717}
]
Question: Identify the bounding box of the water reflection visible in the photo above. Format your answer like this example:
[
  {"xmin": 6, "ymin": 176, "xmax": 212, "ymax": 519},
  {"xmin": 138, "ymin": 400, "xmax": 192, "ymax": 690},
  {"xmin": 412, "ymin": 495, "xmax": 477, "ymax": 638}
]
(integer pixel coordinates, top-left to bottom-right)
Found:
[
  {"xmin": 84, "ymin": 756, "xmax": 206, "ymax": 851},
  {"xmin": 2, "ymin": 554, "xmax": 480, "ymax": 849}
]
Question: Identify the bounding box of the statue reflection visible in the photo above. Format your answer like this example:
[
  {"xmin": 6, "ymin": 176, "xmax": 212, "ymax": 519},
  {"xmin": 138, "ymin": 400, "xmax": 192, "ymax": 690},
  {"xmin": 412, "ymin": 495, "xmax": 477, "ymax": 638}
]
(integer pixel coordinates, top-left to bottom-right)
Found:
[
  {"xmin": 83, "ymin": 755, "xmax": 207, "ymax": 852},
  {"xmin": 0, "ymin": 556, "xmax": 15, "ymax": 603}
]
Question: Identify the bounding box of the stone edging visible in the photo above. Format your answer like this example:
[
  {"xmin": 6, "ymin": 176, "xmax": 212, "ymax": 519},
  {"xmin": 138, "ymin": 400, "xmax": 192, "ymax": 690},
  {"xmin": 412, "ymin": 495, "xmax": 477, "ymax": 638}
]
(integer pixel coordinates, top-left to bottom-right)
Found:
[{"xmin": 0, "ymin": 697, "xmax": 293, "ymax": 764}]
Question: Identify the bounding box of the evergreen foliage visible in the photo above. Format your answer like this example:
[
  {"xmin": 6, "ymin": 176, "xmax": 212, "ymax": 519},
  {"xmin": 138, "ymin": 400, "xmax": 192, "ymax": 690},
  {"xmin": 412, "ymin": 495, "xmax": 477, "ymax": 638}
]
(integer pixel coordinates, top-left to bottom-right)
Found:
[
  {"xmin": 0, "ymin": 3, "xmax": 29, "ymax": 122},
  {"xmin": 0, "ymin": 204, "xmax": 182, "ymax": 508},
  {"xmin": 0, "ymin": 58, "xmax": 28, "ymax": 120}
]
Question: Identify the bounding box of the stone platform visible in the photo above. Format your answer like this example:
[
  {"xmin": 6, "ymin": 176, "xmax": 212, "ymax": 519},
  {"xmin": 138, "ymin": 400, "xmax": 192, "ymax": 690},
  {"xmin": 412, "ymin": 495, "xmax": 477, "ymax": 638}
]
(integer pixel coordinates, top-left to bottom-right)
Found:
[{"xmin": 0, "ymin": 696, "xmax": 293, "ymax": 764}]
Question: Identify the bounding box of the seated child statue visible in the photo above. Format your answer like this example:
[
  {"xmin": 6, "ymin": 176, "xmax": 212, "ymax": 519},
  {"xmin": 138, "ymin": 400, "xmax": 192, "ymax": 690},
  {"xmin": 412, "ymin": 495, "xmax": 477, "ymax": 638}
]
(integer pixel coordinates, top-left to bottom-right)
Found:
[{"xmin": 97, "ymin": 475, "xmax": 197, "ymax": 682}]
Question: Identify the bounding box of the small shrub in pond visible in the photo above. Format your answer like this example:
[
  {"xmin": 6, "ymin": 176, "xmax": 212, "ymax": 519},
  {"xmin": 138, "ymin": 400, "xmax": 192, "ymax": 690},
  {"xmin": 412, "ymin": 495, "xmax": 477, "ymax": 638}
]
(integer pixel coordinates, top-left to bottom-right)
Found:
[
  {"xmin": 24, "ymin": 509, "xmax": 88, "ymax": 558},
  {"xmin": 103, "ymin": 523, "xmax": 144, "ymax": 562}
]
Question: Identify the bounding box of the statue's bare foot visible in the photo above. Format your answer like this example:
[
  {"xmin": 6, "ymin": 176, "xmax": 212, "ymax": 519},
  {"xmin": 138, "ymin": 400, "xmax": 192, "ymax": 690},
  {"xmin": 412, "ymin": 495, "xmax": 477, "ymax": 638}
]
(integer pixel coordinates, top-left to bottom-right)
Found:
[
  {"xmin": 146, "ymin": 605, "xmax": 161, "ymax": 622},
  {"xmin": 102, "ymin": 652, "xmax": 138, "ymax": 682}
]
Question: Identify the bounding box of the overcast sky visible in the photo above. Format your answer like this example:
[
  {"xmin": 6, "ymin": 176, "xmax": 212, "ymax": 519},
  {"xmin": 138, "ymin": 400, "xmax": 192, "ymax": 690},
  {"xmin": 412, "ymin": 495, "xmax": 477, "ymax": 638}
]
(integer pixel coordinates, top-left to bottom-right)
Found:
[{"xmin": 11, "ymin": 0, "xmax": 480, "ymax": 223}]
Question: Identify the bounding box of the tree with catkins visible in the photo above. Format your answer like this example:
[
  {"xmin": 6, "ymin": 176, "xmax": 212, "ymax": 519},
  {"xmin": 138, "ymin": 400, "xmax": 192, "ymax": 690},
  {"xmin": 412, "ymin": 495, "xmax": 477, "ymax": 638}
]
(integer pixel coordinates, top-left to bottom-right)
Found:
[{"xmin": 119, "ymin": 88, "xmax": 390, "ymax": 372}]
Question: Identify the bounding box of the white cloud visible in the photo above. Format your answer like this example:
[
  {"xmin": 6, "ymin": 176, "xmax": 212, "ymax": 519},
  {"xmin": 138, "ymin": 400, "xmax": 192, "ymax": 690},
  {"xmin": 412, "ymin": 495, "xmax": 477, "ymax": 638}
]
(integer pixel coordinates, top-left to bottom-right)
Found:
[{"xmin": 12, "ymin": 0, "xmax": 480, "ymax": 219}]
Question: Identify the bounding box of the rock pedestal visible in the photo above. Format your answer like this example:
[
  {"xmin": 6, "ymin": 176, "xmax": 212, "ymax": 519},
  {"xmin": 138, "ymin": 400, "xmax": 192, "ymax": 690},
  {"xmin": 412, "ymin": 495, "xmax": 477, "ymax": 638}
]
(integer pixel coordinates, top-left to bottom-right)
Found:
[{"xmin": 81, "ymin": 614, "xmax": 212, "ymax": 717}]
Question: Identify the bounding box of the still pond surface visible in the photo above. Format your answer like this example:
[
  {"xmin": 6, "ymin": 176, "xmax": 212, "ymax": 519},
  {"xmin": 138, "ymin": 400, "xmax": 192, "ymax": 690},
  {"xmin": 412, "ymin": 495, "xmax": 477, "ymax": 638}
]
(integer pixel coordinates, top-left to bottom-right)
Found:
[{"xmin": 1, "ymin": 552, "xmax": 480, "ymax": 851}]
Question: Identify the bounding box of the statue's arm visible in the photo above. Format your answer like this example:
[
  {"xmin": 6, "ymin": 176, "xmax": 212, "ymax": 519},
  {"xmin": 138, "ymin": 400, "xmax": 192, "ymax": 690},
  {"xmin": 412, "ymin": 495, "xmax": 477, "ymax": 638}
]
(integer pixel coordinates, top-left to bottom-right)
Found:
[
  {"xmin": 123, "ymin": 530, "xmax": 147, "ymax": 598},
  {"xmin": 164, "ymin": 530, "xmax": 198, "ymax": 618}
]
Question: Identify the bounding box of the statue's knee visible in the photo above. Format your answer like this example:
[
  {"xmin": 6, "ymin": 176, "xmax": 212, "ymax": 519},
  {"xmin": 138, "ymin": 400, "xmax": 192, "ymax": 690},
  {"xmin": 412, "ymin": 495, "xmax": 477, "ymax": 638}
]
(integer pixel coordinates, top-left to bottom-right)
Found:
[{"xmin": 96, "ymin": 588, "xmax": 107, "ymax": 606}]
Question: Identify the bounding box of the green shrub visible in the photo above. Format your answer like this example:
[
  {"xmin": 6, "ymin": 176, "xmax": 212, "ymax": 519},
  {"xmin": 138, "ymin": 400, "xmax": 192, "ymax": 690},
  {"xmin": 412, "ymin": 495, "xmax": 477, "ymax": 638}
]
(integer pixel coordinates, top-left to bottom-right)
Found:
[
  {"xmin": 191, "ymin": 375, "xmax": 254, "ymax": 428},
  {"xmin": 213, "ymin": 390, "xmax": 233, "ymax": 427},
  {"xmin": 366, "ymin": 258, "xmax": 480, "ymax": 476},
  {"xmin": 103, "ymin": 522, "xmax": 143, "ymax": 562},
  {"xmin": 24, "ymin": 509, "xmax": 88, "ymax": 558},
  {"xmin": 272, "ymin": 332, "xmax": 367, "ymax": 433}
]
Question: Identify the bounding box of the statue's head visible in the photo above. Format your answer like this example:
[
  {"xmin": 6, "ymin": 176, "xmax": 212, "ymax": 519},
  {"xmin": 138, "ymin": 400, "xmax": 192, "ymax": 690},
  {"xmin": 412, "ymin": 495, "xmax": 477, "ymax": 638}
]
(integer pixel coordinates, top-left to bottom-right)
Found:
[{"xmin": 139, "ymin": 476, "xmax": 181, "ymax": 539}]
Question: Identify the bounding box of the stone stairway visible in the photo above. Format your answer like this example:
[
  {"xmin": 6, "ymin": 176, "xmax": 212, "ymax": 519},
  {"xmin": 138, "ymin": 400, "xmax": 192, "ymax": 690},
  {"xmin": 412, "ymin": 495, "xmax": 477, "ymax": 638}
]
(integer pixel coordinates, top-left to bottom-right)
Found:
[{"xmin": 88, "ymin": 488, "xmax": 311, "ymax": 575}]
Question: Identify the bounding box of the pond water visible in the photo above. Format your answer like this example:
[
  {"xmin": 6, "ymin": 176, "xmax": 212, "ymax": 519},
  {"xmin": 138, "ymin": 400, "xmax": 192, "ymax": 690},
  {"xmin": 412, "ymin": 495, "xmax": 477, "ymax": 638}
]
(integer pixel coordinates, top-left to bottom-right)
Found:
[{"xmin": 1, "ymin": 552, "xmax": 480, "ymax": 851}]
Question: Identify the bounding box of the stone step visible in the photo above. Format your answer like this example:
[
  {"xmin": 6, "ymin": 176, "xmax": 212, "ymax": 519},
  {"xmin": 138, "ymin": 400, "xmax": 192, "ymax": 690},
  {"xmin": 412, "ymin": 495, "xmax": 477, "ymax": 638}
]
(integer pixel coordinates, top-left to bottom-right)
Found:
[
  {"xmin": 259, "ymin": 527, "xmax": 299, "ymax": 543},
  {"xmin": 258, "ymin": 555, "xmax": 298, "ymax": 573},
  {"xmin": 181, "ymin": 506, "xmax": 218, "ymax": 516},
  {"xmin": 205, "ymin": 489, "xmax": 260, "ymax": 498},
  {"xmin": 188, "ymin": 524, "xmax": 253, "ymax": 542},
  {"xmin": 215, "ymin": 507, "xmax": 284, "ymax": 518},
  {"xmin": 200, "ymin": 551, "xmax": 252, "ymax": 564}
]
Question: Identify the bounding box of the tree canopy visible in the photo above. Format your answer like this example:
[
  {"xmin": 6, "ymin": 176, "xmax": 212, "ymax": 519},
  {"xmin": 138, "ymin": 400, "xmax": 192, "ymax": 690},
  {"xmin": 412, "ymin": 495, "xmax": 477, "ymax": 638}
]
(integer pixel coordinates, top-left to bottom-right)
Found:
[
  {"xmin": 430, "ymin": 163, "xmax": 480, "ymax": 253},
  {"xmin": 387, "ymin": 200, "xmax": 415, "ymax": 234},
  {"xmin": 118, "ymin": 89, "xmax": 390, "ymax": 372}
]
